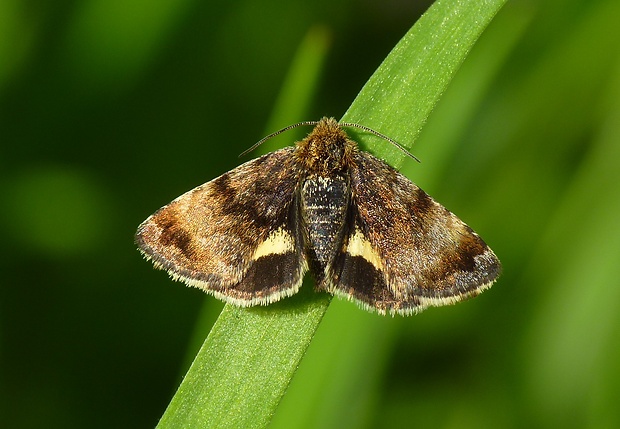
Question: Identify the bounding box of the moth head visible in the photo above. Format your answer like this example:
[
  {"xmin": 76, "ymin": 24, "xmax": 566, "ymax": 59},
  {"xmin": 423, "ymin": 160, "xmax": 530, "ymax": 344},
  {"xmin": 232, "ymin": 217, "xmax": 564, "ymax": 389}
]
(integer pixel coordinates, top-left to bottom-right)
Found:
[{"xmin": 295, "ymin": 117, "xmax": 357, "ymax": 175}]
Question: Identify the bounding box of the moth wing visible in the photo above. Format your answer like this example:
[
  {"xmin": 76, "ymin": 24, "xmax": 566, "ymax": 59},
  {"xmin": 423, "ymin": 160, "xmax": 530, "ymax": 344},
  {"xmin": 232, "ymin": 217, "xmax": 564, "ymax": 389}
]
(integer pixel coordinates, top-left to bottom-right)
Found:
[
  {"xmin": 135, "ymin": 147, "xmax": 308, "ymax": 306},
  {"xmin": 329, "ymin": 151, "xmax": 501, "ymax": 315}
]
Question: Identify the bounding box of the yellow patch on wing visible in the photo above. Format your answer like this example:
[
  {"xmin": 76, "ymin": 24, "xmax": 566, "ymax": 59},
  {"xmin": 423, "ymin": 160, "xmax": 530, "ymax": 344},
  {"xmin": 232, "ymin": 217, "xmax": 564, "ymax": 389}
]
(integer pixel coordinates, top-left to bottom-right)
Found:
[
  {"xmin": 346, "ymin": 228, "xmax": 384, "ymax": 271},
  {"xmin": 253, "ymin": 228, "xmax": 295, "ymax": 259}
]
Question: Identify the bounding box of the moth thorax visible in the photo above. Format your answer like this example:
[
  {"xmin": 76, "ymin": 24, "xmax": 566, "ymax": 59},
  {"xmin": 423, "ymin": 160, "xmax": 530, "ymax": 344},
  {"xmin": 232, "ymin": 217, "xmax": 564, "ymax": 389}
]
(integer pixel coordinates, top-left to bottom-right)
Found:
[
  {"xmin": 301, "ymin": 174, "xmax": 349, "ymax": 275},
  {"xmin": 296, "ymin": 133, "xmax": 355, "ymax": 175}
]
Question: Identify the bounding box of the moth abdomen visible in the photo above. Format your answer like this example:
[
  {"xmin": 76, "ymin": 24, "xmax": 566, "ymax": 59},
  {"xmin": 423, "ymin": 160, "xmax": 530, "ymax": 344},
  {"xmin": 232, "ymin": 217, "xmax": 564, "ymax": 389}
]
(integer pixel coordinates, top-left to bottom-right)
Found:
[{"xmin": 301, "ymin": 175, "xmax": 349, "ymax": 278}]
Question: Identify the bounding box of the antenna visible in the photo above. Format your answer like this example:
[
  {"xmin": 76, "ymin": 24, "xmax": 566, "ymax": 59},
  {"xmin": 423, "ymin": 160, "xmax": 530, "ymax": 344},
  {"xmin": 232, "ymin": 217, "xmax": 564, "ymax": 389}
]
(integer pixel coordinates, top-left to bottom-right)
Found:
[
  {"xmin": 239, "ymin": 121, "xmax": 320, "ymax": 158},
  {"xmin": 339, "ymin": 122, "xmax": 420, "ymax": 163},
  {"xmin": 240, "ymin": 119, "xmax": 420, "ymax": 163}
]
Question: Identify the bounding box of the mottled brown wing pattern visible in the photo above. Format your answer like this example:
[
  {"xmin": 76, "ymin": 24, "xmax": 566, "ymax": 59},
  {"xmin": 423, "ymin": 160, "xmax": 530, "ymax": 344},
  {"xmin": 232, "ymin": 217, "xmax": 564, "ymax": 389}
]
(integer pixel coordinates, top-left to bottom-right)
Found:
[
  {"xmin": 135, "ymin": 147, "xmax": 308, "ymax": 306},
  {"xmin": 329, "ymin": 151, "xmax": 501, "ymax": 315}
]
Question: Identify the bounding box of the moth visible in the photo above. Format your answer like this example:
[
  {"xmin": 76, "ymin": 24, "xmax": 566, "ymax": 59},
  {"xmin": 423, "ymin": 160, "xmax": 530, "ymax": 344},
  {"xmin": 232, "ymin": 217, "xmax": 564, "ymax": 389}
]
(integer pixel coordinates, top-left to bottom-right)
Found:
[{"xmin": 136, "ymin": 117, "xmax": 501, "ymax": 315}]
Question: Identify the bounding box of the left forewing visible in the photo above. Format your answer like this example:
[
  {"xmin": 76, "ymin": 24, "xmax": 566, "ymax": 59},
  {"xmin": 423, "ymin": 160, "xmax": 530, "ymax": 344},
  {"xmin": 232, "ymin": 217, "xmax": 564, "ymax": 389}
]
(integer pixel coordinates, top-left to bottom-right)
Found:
[{"xmin": 135, "ymin": 147, "xmax": 308, "ymax": 306}]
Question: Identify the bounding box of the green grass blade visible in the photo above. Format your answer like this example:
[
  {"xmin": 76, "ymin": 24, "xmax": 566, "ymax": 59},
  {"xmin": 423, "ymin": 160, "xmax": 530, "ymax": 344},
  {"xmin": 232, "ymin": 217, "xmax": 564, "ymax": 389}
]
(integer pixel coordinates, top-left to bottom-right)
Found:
[
  {"xmin": 271, "ymin": 2, "xmax": 507, "ymax": 427},
  {"xmin": 156, "ymin": 26, "xmax": 332, "ymax": 429},
  {"xmin": 263, "ymin": 25, "xmax": 332, "ymax": 145},
  {"xmin": 177, "ymin": 24, "xmax": 332, "ymax": 376},
  {"xmin": 343, "ymin": 0, "xmax": 507, "ymax": 168},
  {"xmin": 157, "ymin": 1, "xmax": 505, "ymax": 428},
  {"xmin": 157, "ymin": 292, "xmax": 331, "ymax": 429}
]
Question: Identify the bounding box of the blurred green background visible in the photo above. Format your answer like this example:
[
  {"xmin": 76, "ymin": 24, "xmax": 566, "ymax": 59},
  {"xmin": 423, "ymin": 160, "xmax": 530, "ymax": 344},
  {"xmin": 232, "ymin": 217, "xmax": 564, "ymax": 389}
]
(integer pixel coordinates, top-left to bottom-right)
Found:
[{"xmin": 2, "ymin": 0, "xmax": 620, "ymax": 428}]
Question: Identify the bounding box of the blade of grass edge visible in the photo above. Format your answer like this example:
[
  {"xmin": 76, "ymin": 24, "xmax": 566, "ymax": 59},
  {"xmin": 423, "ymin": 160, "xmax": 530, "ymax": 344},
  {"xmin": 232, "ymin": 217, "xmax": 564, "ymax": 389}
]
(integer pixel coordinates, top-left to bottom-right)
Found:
[{"xmin": 156, "ymin": 1, "xmax": 506, "ymax": 428}]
